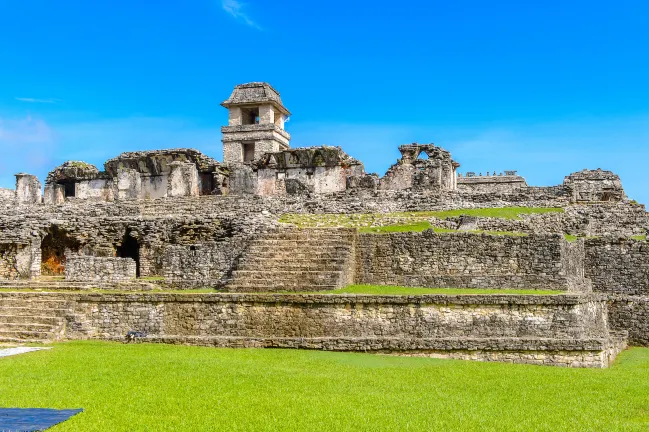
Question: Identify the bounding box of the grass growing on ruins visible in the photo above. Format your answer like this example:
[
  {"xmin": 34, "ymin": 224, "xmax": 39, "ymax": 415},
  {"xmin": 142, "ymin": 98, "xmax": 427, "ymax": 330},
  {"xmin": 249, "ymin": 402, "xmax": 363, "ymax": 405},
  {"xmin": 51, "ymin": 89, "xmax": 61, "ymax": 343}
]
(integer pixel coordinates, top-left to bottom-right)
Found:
[
  {"xmin": 401, "ymin": 206, "xmax": 565, "ymax": 219},
  {"xmin": 359, "ymin": 222, "xmax": 528, "ymax": 236},
  {"xmin": 280, "ymin": 207, "xmax": 564, "ymax": 230},
  {"xmin": 313, "ymin": 285, "xmax": 563, "ymax": 295},
  {"xmin": 0, "ymin": 341, "xmax": 648, "ymax": 431}
]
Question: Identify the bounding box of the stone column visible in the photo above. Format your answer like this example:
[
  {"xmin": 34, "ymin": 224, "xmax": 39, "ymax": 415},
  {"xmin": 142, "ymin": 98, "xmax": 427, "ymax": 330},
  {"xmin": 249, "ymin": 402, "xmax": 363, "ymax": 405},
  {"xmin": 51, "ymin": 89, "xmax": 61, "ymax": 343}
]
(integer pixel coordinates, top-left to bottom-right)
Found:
[
  {"xmin": 15, "ymin": 173, "xmax": 42, "ymax": 204},
  {"xmin": 116, "ymin": 169, "xmax": 142, "ymax": 200},
  {"xmin": 168, "ymin": 162, "xmax": 199, "ymax": 197},
  {"xmin": 44, "ymin": 184, "xmax": 65, "ymax": 205}
]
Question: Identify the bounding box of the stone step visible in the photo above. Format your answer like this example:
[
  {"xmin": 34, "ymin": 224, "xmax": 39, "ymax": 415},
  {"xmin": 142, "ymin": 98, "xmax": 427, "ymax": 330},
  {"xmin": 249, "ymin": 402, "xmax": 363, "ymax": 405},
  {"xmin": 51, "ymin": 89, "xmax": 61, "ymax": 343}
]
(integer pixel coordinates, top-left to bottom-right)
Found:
[
  {"xmin": 0, "ymin": 330, "xmax": 55, "ymax": 340},
  {"xmin": 232, "ymin": 269, "xmax": 344, "ymax": 277},
  {"xmin": 0, "ymin": 315, "xmax": 62, "ymax": 325},
  {"xmin": 0, "ymin": 299, "xmax": 72, "ymax": 309},
  {"xmin": 228, "ymin": 277, "xmax": 342, "ymax": 287},
  {"xmin": 0, "ymin": 307, "xmax": 70, "ymax": 317},
  {"xmin": 0, "ymin": 322, "xmax": 58, "ymax": 333},
  {"xmin": 231, "ymin": 271, "xmax": 343, "ymax": 284},
  {"xmin": 226, "ymin": 284, "xmax": 339, "ymax": 292},
  {"xmin": 245, "ymin": 244, "xmax": 353, "ymax": 253},
  {"xmin": 253, "ymin": 235, "xmax": 355, "ymax": 242},
  {"xmin": 0, "ymin": 336, "xmax": 50, "ymax": 344},
  {"xmin": 240, "ymin": 250, "xmax": 352, "ymax": 260},
  {"xmin": 236, "ymin": 262, "xmax": 348, "ymax": 272}
]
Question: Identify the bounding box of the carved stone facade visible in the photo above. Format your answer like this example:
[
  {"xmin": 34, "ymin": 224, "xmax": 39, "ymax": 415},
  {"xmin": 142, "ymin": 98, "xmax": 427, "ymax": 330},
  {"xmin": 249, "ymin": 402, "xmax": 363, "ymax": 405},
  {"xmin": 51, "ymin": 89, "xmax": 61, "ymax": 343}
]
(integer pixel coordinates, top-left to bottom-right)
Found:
[
  {"xmin": 563, "ymin": 169, "xmax": 626, "ymax": 203},
  {"xmin": 457, "ymin": 171, "xmax": 528, "ymax": 193}
]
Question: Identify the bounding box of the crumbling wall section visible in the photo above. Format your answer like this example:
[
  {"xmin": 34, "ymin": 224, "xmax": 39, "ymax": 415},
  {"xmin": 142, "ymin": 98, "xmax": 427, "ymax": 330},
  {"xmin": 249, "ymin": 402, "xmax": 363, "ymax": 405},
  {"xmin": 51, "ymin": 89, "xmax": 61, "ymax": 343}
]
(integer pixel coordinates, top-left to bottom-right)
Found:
[
  {"xmin": 0, "ymin": 188, "xmax": 14, "ymax": 201},
  {"xmin": 65, "ymin": 255, "xmax": 136, "ymax": 282}
]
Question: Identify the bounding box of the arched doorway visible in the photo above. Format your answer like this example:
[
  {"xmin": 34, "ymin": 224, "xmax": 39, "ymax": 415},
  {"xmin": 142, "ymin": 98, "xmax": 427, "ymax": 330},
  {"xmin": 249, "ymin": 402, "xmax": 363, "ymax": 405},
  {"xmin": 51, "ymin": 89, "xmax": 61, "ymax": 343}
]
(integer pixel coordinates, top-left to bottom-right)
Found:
[{"xmin": 116, "ymin": 232, "xmax": 140, "ymax": 277}]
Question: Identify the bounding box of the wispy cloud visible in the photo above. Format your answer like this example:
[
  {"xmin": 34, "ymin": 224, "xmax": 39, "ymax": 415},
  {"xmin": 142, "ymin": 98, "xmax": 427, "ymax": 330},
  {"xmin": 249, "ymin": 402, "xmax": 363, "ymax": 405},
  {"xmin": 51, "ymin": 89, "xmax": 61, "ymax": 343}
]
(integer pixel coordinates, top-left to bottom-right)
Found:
[
  {"xmin": 15, "ymin": 97, "xmax": 61, "ymax": 104},
  {"xmin": 221, "ymin": 0, "xmax": 262, "ymax": 30},
  {"xmin": 0, "ymin": 114, "xmax": 58, "ymax": 184}
]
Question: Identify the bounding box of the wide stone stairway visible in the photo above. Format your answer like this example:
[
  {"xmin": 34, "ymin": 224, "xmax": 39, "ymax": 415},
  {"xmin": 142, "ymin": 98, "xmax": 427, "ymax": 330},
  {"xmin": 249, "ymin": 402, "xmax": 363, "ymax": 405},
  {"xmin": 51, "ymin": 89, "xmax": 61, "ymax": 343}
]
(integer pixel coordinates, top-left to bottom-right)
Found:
[
  {"xmin": 0, "ymin": 295, "xmax": 71, "ymax": 343},
  {"xmin": 227, "ymin": 228, "xmax": 357, "ymax": 292}
]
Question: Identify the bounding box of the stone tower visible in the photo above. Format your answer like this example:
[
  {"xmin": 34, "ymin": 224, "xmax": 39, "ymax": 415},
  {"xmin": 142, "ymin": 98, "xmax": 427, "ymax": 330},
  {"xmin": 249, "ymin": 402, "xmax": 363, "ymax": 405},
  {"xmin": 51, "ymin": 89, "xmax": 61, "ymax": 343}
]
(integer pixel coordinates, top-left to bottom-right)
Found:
[{"xmin": 221, "ymin": 82, "xmax": 291, "ymax": 164}]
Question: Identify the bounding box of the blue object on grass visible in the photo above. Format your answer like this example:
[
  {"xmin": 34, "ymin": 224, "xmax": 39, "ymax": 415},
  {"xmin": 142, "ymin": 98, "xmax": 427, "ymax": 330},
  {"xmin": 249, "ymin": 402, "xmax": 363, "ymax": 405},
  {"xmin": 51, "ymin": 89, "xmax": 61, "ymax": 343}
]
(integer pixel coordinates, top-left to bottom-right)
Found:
[{"xmin": 0, "ymin": 408, "xmax": 83, "ymax": 431}]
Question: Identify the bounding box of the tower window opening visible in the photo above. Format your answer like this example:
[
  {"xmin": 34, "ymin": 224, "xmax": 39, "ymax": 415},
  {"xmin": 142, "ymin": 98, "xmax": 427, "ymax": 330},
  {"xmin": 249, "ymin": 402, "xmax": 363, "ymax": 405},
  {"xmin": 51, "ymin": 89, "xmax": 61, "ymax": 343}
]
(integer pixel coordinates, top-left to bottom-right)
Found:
[{"xmin": 241, "ymin": 107, "xmax": 260, "ymax": 125}]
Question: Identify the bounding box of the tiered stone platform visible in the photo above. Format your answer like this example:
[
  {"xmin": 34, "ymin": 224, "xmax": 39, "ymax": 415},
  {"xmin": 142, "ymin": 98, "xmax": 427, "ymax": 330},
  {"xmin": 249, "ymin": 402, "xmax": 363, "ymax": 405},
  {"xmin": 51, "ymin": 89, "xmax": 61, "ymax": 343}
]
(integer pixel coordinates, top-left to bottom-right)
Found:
[
  {"xmin": 0, "ymin": 291, "xmax": 626, "ymax": 368},
  {"xmin": 227, "ymin": 229, "xmax": 356, "ymax": 292}
]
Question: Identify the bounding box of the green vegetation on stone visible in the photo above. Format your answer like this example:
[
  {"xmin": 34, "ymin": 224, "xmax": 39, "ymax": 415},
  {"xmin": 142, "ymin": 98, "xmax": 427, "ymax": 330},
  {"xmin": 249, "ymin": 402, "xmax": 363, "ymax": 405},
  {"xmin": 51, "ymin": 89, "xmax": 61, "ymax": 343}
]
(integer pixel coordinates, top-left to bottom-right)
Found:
[
  {"xmin": 280, "ymin": 207, "xmax": 564, "ymax": 230},
  {"xmin": 359, "ymin": 222, "xmax": 527, "ymax": 237},
  {"xmin": 392, "ymin": 207, "xmax": 565, "ymax": 220},
  {"xmin": 310, "ymin": 285, "xmax": 562, "ymax": 295},
  {"xmin": 0, "ymin": 341, "xmax": 647, "ymax": 431},
  {"xmin": 358, "ymin": 221, "xmax": 431, "ymax": 233}
]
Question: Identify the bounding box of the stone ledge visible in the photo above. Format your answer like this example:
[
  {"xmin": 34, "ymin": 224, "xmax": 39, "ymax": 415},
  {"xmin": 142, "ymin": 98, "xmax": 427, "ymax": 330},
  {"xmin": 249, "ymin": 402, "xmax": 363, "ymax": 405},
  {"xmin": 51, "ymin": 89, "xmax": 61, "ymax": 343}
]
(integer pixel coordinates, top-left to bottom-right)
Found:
[
  {"xmin": 0, "ymin": 291, "xmax": 602, "ymax": 305},
  {"xmin": 96, "ymin": 335, "xmax": 626, "ymax": 368}
]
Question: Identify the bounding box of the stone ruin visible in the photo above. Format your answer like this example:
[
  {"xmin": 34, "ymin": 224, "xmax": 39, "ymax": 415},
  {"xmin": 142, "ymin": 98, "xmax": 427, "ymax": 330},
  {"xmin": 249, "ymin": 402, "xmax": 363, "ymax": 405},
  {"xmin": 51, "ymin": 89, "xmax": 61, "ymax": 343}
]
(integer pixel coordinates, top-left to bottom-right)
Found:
[
  {"xmin": 564, "ymin": 169, "xmax": 626, "ymax": 203},
  {"xmin": 0, "ymin": 81, "xmax": 646, "ymax": 368}
]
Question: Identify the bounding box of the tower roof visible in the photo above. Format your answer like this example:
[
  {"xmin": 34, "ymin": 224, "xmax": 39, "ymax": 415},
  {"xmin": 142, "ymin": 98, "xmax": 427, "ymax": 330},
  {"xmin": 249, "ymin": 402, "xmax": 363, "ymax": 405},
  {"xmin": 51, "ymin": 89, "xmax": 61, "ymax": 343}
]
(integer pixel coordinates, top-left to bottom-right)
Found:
[{"xmin": 221, "ymin": 82, "xmax": 291, "ymax": 115}]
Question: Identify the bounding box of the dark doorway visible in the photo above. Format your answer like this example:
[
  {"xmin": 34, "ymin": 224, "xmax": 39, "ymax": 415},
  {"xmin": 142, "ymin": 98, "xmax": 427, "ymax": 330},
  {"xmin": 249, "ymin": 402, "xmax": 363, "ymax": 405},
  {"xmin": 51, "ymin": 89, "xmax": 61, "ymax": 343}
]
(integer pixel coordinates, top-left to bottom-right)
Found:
[
  {"xmin": 117, "ymin": 232, "xmax": 140, "ymax": 277},
  {"xmin": 243, "ymin": 142, "xmax": 256, "ymax": 162},
  {"xmin": 200, "ymin": 173, "xmax": 214, "ymax": 195},
  {"xmin": 41, "ymin": 227, "xmax": 80, "ymax": 275},
  {"xmin": 62, "ymin": 182, "xmax": 75, "ymax": 198}
]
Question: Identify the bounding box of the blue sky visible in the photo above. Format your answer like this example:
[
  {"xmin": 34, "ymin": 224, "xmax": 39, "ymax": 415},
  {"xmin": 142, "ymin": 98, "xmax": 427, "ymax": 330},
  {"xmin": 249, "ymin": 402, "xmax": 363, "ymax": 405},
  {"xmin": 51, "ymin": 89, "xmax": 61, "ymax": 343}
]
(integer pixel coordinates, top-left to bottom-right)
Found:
[{"xmin": 0, "ymin": 0, "xmax": 647, "ymax": 201}]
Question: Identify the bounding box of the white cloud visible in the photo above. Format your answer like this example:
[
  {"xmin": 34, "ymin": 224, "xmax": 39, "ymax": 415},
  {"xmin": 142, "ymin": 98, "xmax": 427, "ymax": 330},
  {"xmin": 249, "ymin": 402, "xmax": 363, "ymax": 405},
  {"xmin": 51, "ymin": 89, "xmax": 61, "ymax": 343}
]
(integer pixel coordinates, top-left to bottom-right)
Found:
[
  {"xmin": 14, "ymin": 97, "xmax": 60, "ymax": 104},
  {"xmin": 221, "ymin": 0, "xmax": 262, "ymax": 30}
]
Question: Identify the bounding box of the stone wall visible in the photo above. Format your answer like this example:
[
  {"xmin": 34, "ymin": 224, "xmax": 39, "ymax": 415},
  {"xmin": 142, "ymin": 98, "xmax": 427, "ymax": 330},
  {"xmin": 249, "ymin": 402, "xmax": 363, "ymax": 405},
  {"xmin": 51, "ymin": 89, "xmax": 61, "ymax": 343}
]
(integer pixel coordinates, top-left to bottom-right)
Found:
[
  {"xmin": 457, "ymin": 173, "xmax": 527, "ymax": 193},
  {"xmin": 355, "ymin": 231, "xmax": 586, "ymax": 290},
  {"xmin": 585, "ymin": 238, "xmax": 649, "ymax": 295},
  {"xmin": 608, "ymin": 296, "xmax": 649, "ymax": 346},
  {"xmin": 0, "ymin": 188, "xmax": 14, "ymax": 201},
  {"xmin": 0, "ymin": 241, "xmax": 40, "ymax": 280},
  {"xmin": 65, "ymin": 255, "xmax": 136, "ymax": 282},
  {"xmin": 453, "ymin": 204, "xmax": 648, "ymax": 237},
  {"xmin": 30, "ymin": 292, "xmax": 612, "ymax": 367}
]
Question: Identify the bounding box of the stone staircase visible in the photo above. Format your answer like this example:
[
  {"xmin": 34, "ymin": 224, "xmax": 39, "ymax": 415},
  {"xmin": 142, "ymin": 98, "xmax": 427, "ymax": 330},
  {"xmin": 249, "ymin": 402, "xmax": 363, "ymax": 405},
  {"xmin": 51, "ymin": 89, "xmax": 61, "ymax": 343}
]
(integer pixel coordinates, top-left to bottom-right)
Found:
[
  {"xmin": 227, "ymin": 228, "xmax": 357, "ymax": 292},
  {"xmin": 0, "ymin": 295, "xmax": 71, "ymax": 343}
]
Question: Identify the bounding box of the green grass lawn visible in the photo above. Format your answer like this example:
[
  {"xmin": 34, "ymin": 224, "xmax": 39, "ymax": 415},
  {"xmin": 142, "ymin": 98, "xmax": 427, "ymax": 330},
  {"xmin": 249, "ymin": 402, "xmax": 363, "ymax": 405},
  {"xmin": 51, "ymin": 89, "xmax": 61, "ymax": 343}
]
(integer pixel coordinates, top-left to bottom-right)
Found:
[
  {"xmin": 311, "ymin": 284, "xmax": 562, "ymax": 295},
  {"xmin": 0, "ymin": 341, "xmax": 647, "ymax": 431}
]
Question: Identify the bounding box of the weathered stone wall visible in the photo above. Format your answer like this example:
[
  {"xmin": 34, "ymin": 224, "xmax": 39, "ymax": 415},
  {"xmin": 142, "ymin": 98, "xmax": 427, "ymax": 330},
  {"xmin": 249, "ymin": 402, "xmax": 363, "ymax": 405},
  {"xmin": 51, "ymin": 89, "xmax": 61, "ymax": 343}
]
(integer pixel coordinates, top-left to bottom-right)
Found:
[
  {"xmin": 608, "ymin": 296, "xmax": 649, "ymax": 346},
  {"xmin": 65, "ymin": 255, "xmax": 136, "ymax": 282},
  {"xmin": 469, "ymin": 204, "xmax": 648, "ymax": 237},
  {"xmin": 457, "ymin": 174, "xmax": 527, "ymax": 194},
  {"xmin": 355, "ymin": 232, "xmax": 586, "ymax": 290},
  {"xmin": 585, "ymin": 238, "xmax": 649, "ymax": 295},
  {"xmin": 15, "ymin": 174, "xmax": 41, "ymax": 204},
  {"xmin": 76, "ymin": 179, "xmax": 115, "ymax": 201},
  {"xmin": 0, "ymin": 188, "xmax": 14, "ymax": 201},
  {"xmin": 0, "ymin": 241, "xmax": 40, "ymax": 280},
  {"xmin": 67, "ymin": 293, "xmax": 607, "ymax": 339},
  {"xmin": 564, "ymin": 169, "xmax": 625, "ymax": 203}
]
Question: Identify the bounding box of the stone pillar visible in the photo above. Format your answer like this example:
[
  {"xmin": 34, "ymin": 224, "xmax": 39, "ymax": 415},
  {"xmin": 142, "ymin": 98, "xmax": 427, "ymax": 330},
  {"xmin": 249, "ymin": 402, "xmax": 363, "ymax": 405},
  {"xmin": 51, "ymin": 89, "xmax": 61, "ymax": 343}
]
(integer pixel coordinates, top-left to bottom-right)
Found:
[
  {"xmin": 44, "ymin": 184, "xmax": 65, "ymax": 205},
  {"xmin": 228, "ymin": 106, "xmax": 242, "ymax": 126},
  {"xmin": 168, "ymin": 162, "xmax": 199, "ymax": 197},
  {"xmin": 15, "ymin": 173, "xmax": 42, "ymax": 204},
  {"xmin": 116, "ymin": 169, "xmax": 142, "ymax": 200},
  {"xmin": 259, "ymin": 104, "xmax": 274, "ymax": 124}
]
